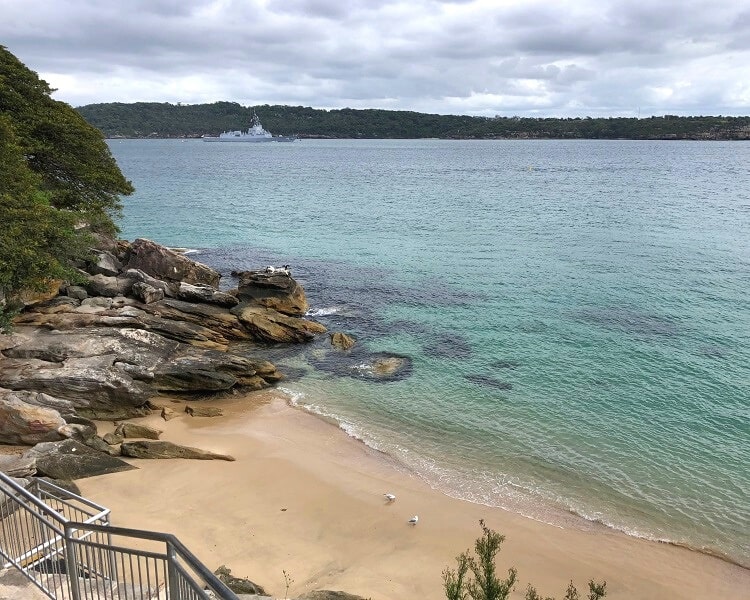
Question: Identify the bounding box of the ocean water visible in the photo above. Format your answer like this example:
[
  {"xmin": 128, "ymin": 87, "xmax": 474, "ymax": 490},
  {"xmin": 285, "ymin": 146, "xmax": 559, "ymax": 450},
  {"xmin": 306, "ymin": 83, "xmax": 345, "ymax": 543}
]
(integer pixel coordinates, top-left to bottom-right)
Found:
[{"xmin": 108, "ymin": 138, "xmax": 750, "ymax": 566}]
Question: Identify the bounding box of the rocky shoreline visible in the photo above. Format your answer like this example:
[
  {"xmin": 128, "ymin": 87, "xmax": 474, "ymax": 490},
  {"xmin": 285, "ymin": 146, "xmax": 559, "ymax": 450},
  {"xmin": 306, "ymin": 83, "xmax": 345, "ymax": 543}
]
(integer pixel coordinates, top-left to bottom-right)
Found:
[
  {"xmin": 0, "ymin": 236, "xmax": 412, "ymax": 598},
  {"xmin": 0, "ymin": 237, "xmax": 334, "ymax": 463}
]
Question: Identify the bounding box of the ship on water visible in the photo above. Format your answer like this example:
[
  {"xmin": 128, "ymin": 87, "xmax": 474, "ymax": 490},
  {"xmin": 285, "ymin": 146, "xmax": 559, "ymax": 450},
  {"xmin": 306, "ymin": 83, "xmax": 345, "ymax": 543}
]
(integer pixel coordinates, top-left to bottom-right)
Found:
[{"xmin": 202, "ymin": 113, "xmax": 296, "ymax": 142}]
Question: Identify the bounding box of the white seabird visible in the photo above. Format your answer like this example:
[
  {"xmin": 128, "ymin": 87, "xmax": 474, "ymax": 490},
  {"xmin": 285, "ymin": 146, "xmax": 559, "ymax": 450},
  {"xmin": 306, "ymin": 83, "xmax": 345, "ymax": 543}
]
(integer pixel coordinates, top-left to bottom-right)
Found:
[
  {"xmin": 408, "ymin": 515, "xmax": 419, "ymax": 525},
  {"xmin": 384, "ymin": 493, "xmax": 396, "ymax": 502}
]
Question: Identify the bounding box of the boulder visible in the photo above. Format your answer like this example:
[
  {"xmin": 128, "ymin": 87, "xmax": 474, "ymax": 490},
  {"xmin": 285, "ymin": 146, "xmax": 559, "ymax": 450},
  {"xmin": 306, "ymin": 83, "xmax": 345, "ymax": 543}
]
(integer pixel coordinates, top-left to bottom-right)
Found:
[
  {"xmin": 87, "ymin": 250, "xmax": 122, "ymax": 277},
  {"xmin": 0, "ymin": 454, "xmax": 36, "ymax": 477},
  {"xmin": 330, "ymin": 332, "xmax": 356, "ymax": 351},
  {"xmin": 125, "ymin": 239, "xmax": 220, "ymax": 287},
  {"xmin": 214, "ymin": 565, "xmax": 266, "ymax": 596},
  {"xmin": 131, "ymin": 281, "xmax": 164, "ymax": 304},
  {"xmin": 114, "ymin": 422, "xmax": 162, "ymax": 440},
  {"xmin": 85, "ymin": 274, "xmax": 134, "ymax": 298},
  {"xmin": 124, "ymin": 268, "xmax": 176, "ymax": 297},
  {"xmin": 175, "ymin": 282, "xmax": 239, "ymax": 308},
  {"xmin": 235, "ymin": 271, "xmax": 309, "ymax": 316},
  {"xmin": 65, "ymin": 285, "xmax": 88, "ymax": 300},
  {"xmin": 17, "ymin": 279, "xmax": 64, "ymax": 307},
  {"xmin": 0, "ymin": 390, "xmax": 66, "ymax": 445},
  {"xmin": 184, "ymin": 405, "xmax": 223, "ymax": 417},
  {"xmin": 120, "ymin": 441, "xmax": 235, "ymax": 461},
  {"xmin": 28, "ymin": 439, "xmax": 137, "ymax": 479},
  {"xmin": 103, "ymin": 432, "xmax": 124, "ymax": 445},
  {"xmin": 231, "ymin": 304, "xmax": 326, "ymax": 344}
]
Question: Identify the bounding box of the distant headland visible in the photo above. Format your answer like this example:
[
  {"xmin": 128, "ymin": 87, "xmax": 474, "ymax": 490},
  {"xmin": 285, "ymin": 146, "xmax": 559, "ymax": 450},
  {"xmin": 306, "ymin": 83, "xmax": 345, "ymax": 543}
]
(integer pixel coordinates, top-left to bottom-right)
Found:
[{"xmin": 76, "ymin": 101, "xmax": 750, "ymax": 141}]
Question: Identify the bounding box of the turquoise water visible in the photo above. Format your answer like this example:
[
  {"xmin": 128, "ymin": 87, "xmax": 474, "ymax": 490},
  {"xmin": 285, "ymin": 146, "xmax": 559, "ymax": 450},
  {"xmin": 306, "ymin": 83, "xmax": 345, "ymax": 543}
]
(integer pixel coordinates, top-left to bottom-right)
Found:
[{"xmin": 109, "ymin": 139, "xmax": 750, "ymax": 565}]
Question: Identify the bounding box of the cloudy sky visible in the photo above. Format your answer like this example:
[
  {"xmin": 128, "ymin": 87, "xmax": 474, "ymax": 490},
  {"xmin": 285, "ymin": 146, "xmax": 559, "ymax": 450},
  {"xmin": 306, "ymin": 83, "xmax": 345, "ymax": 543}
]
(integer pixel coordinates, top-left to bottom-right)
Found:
[{"xmin": 2, "ymin": 0, "xmax": 749, "ymax": 117}]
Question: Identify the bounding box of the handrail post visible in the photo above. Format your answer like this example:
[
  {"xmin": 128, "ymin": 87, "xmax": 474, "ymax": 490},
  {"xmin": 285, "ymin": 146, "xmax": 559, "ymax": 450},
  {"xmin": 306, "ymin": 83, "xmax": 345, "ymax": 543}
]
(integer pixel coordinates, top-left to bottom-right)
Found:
[
  {"xmin": 167, "ymin": 539, "xmax": 179, "ymax": 600},
  {"xmin": 64, "ymin": 523, "xmax": 82, "ymax": 600}
]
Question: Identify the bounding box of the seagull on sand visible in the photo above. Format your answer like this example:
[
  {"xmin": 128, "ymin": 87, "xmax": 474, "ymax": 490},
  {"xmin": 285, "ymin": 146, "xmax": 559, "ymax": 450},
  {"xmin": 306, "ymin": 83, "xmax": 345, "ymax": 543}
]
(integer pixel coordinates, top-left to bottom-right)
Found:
[
  {"xmin": 384, "ymin": 493, "xmax": 396, "ymax": 502},
  {"xmin": 408, "ymin": 515, "xmax": 419, "ymax": 525}
]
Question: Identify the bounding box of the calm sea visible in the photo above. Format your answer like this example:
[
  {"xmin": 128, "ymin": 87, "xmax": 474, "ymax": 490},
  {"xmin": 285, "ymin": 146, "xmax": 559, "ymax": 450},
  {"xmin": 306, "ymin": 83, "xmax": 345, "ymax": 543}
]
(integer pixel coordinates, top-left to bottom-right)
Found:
[{"xmin": 109, "ymin": 138, "xmax": 750, "ymax": 566}]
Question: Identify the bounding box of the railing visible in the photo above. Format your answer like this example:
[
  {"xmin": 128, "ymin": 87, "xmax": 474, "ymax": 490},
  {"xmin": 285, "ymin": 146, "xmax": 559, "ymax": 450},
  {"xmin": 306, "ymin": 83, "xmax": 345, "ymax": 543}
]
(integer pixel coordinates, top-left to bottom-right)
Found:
[{"xmin": 0, "ymin": 472, "xmax": 239, "ymax": 599}]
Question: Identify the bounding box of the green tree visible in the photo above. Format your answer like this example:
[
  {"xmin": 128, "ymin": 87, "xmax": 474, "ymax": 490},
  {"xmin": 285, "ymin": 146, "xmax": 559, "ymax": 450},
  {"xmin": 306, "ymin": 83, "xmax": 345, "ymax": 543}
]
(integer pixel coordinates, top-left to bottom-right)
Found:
[
  {"xmin": 445, "ymin": 522, "xmax": 606, "ymax": 600},
  {"xmin": 0, "ymin": 46, "xmax": 133, "ymax": 329},
  {"xmin": 0, "ymin": 45, "xmax": 133, "ymax": 231}
]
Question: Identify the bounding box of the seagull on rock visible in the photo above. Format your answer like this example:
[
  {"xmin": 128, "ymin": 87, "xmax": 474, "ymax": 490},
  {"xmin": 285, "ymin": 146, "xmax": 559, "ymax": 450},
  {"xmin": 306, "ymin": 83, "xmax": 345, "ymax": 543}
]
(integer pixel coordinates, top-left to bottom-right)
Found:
[
  {"xmin": 384, "ymin": 493, "xmax": 396, "ymax": 502},
  {"xmin": 408, "ymin": 515, "xmax": 419, "ymax": 525}
]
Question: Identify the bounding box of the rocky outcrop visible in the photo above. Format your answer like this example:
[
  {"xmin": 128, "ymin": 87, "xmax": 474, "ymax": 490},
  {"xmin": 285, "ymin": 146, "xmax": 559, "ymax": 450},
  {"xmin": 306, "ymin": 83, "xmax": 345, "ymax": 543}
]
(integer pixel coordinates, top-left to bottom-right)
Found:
[
  {"xmin": 1, "ymin": 238, "xmax": 324, "ymax": 451},
  {"xmin": 125, "ymin": 238, "xmax": 220, "ymax": 287},
  {"xmin": 235, "ymin": 270, "xmax": 309, "ymax": 316},
  {"xmin": 120, "ymin": 440, "xmax": 235, "ymax": 461},
  {"xmin": 231, "ymin": 304, "xmax": 327, "ymax": 344}
]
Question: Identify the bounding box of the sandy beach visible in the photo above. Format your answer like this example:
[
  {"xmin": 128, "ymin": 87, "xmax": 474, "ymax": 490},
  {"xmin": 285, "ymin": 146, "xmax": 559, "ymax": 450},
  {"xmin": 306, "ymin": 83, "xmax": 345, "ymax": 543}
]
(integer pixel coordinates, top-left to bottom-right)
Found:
[{"xmin": 77, "ymin": 391, "xmax": 750, "ymax": 600}]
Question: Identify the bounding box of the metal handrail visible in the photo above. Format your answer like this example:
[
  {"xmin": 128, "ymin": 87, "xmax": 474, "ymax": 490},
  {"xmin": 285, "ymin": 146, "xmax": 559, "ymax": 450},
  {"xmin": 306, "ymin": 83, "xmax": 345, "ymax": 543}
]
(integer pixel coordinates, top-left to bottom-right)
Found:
[
  {"xmin": 65, "ymin": 521, "xmax": 238, "ymax": 598},
  {"xmin": 0, "ymin": 472, "xmax": 240, "ymax": 599}
]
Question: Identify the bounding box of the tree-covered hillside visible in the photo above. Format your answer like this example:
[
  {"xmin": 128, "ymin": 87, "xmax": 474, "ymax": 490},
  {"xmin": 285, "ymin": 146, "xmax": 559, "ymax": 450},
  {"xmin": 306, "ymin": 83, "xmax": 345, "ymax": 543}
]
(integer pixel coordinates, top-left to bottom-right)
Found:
[{"xmin": 76, "ymin": 101, "xmax": 750, "ymax": 140}]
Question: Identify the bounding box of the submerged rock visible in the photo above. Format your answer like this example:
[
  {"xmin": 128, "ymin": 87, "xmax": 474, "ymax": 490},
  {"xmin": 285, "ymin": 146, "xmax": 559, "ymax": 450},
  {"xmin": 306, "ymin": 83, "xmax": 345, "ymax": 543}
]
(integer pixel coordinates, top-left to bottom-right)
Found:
[
  {"xmin": 330, "ymin": 332, "xmax": 356, "ymax": 351},
  {"xmin": 464, "ymin": 374, "xmax": 513, "ymax": 390}
]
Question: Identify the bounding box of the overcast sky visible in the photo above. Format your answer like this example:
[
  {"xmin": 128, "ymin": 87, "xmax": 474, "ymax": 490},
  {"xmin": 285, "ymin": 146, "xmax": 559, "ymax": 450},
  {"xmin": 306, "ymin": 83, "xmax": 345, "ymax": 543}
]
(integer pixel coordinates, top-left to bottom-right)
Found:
[{"xmin": 2, "ymin": 0, "xmax": 749, "ymax": 117}]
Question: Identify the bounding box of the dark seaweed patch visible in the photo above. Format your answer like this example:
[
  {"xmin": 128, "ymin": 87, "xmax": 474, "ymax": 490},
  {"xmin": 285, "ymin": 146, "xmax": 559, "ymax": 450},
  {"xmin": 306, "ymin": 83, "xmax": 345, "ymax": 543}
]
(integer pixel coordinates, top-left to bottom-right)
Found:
[{"xmin": 464, "ymin": 374, "xmax": 513, "ymax": 390}]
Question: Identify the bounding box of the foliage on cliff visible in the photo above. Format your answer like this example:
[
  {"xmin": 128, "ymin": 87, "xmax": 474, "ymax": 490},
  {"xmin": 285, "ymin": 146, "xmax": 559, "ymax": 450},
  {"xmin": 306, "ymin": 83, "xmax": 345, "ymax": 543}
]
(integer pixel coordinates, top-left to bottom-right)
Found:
[
  {"xmin": 76, "ymin": 101, "xmax": 750, "ymax": 140},
  {"xmin": 0, "ymin": 46, "xmax": 134, "ymax": 327}
]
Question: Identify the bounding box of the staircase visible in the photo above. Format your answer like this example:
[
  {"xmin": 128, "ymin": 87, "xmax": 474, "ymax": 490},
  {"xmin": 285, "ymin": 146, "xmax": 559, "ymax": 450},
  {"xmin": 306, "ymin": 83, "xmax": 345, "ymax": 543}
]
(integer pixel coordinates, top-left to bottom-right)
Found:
[{"xmin": 0, "ymin": 472, "xmax": 237, "ymax": 599}]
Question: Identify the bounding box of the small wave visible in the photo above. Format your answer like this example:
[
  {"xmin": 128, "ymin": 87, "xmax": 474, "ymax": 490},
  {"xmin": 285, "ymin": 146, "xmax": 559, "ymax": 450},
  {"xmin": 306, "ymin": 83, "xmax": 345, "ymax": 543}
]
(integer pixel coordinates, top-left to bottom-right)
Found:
[
  {"xmin": 167, "ymin": 247, "xmax": 201, "ymax": 255},
  {"xmin": 307, "ymin": 307, "xmax": 341, "ymax": 317}
]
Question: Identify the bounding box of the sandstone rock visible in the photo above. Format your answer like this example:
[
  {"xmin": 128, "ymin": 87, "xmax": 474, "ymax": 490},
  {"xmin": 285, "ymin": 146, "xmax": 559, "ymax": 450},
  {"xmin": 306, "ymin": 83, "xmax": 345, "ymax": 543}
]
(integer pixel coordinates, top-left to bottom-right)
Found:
[
  {"xmin": 131, "ymin": 281, "xmax": 164, "ymax": 304},
  {"xmin": 126, "ymin": 239, "xmax": 220, "ymax": 287},
  {"xmin": 85, "ymin": 274, "xmax": 134, "ymax": 298},
  {"xmin": 87, "ymin": 250, "xmax": 122, "ymax": 277},
  {"xmin": 66, "ymin": 286, "xmax": 88, "ymax": 300},
  {"xmin": 0, "ymin": 454, "xmax": 36, "ymax": 477},
  {"xmin": 28, "ymin": 439, "xmax": 137, "ymax": 479},
  {"xmin": 175, "ymin": 282, "xmax": 239, "ymax": 308},
  {"xmin": 103, "ymin": 432, "xmax": 124, "ymax": 445},
  {"xmin": 0, "ymin": 390, "xmax": 66, "ymax": 445},
  {"xmin": 0, "ymin": 388, "xmax": 76, "ymax": 418},
  {"xmin": 296, "ymin": 592, "xmax": 368, "ymax": 600},
  {"xmin": 231, "ymin": 304, "xmax": 326, "ymax": 344},
  {"xmin": 124, "ymin": 268, "xmax": 176, "ymax": 298},
  {"xmin": 120, "ymin": 440, "xmax": 235, "ymax": 461},
  {"xmin": 184, "ymin": 405, "xmax": 223, "ymax": 417},
  {"xmin": 157, "ymin": 406, "xmax": 177, "ymax": 421},
  {"xmin": 0, "ymin": 356, "xmax": 154, "ymax": 420},
  {"xmin": 114, "ymin": 422, "xmax": 162, "ymax": 440},
  {"xmin": 17, "ymin": 279, "xmax": 64, "ymax": 307},
  {"xmin": 330, "ymin": 332, "xmax": 356, "ymax": 351},
  {"xmin": 214, "ymin": 565, "xmax": 266, "ymax": 596},
  {"xmin": 235, "ymin": 271, "xmax": 309, "ymax": 316}
]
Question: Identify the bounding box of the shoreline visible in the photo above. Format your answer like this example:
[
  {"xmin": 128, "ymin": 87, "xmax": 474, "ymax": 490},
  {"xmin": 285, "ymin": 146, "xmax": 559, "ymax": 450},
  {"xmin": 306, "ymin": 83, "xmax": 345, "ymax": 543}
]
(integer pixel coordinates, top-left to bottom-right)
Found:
[{"xmin": 78, "ymin": 390, "xmax": 750, "ymax": 600}]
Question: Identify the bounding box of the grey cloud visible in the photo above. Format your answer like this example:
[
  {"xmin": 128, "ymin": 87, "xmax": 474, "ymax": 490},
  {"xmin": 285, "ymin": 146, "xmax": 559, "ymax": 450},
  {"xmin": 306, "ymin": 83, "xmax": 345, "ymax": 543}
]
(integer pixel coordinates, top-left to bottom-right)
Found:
[{"xmin": 1, "ymin": 0, "xmax": 749, "ymax": 117}]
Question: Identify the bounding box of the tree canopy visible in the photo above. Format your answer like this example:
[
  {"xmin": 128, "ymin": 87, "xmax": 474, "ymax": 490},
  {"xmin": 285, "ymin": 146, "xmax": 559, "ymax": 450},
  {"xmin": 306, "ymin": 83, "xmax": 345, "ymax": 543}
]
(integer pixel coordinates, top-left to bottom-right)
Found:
[{"xmin": 0, "ymin": 46, "xmax": 134, "ymax": 326}]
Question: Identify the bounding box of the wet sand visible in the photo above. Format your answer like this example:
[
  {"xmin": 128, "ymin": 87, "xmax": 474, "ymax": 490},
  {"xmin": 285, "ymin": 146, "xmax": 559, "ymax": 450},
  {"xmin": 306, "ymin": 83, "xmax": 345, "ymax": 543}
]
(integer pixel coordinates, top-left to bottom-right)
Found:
[{"xmin": 78, "ymin": 391, "xmax": 750, "ymax": 599}]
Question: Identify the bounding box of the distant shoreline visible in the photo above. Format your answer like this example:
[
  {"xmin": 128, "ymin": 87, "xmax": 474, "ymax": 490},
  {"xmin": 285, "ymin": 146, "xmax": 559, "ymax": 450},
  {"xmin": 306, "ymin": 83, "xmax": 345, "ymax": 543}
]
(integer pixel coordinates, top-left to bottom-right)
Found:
[{"xmin": 79, "ymin": 102, "xmax": 750, "ymax": 140}]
